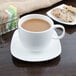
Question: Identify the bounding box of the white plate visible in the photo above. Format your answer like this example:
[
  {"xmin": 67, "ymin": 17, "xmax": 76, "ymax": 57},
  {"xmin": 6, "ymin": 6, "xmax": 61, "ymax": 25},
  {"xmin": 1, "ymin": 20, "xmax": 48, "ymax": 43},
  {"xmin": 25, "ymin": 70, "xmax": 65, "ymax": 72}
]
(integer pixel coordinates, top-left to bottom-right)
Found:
[
  {"xmin": 10, "ymin": 30, "xmax": 61, "ymax": 62},
  {"xmin": 46, "ymin": 4, "xmax": 76, "ymax": 25}
]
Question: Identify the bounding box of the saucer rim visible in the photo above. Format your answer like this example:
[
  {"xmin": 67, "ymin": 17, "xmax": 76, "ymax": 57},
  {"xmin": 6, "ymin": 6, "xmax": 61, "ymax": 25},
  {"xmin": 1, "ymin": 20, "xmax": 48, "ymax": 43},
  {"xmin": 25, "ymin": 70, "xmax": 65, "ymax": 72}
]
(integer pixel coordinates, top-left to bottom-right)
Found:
[{"xmin": 10, "ymin": 29, "xmax": 61, "ymax": 62}]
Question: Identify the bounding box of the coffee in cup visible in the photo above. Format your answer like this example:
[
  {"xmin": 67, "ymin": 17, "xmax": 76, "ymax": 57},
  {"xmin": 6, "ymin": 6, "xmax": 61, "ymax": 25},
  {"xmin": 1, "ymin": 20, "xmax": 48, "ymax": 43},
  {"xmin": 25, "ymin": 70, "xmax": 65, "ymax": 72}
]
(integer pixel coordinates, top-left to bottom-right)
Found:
[
  {"xmin": 18, "ymin": 14, "xmax": 65, "ymax": 52},
  {"xmin": 21, "ymin": 18, "xmax": 51, "ymax": 32}
]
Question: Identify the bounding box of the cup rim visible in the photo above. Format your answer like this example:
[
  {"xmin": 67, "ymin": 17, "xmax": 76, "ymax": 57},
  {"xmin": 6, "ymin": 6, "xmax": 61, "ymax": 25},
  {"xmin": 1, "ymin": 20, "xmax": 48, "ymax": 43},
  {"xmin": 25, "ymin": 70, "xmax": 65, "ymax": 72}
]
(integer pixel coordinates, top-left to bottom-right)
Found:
[{"xmin": 18, "ymin": 14, "xmax": 54, "ymax": 34}]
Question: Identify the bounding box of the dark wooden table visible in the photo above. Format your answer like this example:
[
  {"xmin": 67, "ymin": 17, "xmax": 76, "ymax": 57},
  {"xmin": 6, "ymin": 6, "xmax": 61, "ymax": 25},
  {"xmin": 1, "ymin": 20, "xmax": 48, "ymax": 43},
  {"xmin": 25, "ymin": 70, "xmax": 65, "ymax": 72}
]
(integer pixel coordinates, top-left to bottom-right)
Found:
[{"xmin": 0, "ymin": 0, "xmax": 76, "ymax": 76}]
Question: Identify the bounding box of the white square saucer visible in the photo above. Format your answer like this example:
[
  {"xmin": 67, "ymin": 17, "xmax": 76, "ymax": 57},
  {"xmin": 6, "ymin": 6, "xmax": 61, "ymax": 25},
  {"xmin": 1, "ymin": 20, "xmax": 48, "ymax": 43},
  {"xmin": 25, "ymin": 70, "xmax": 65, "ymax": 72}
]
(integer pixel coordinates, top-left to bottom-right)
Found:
[{"xmin": 10, "ymin": 30, "xmax": 61, "ymax": 62}]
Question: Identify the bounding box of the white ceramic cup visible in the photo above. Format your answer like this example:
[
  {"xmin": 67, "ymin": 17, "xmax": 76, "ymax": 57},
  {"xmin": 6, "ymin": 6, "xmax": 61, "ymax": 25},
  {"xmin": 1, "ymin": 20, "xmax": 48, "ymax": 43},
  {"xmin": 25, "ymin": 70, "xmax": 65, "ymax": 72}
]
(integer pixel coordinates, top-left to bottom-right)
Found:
[{"xmin": 18, "ymin": 14, "xmax": 65, "ymax": 52}]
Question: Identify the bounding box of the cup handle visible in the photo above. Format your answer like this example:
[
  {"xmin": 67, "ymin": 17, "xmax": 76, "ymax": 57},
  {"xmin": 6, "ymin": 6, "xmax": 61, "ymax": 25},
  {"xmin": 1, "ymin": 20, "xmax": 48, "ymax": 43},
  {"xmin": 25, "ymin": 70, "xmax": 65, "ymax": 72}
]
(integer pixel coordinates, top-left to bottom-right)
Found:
[{"xmin": 52, "ymin": 24, "xmax": 65, "ymax": 39}]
